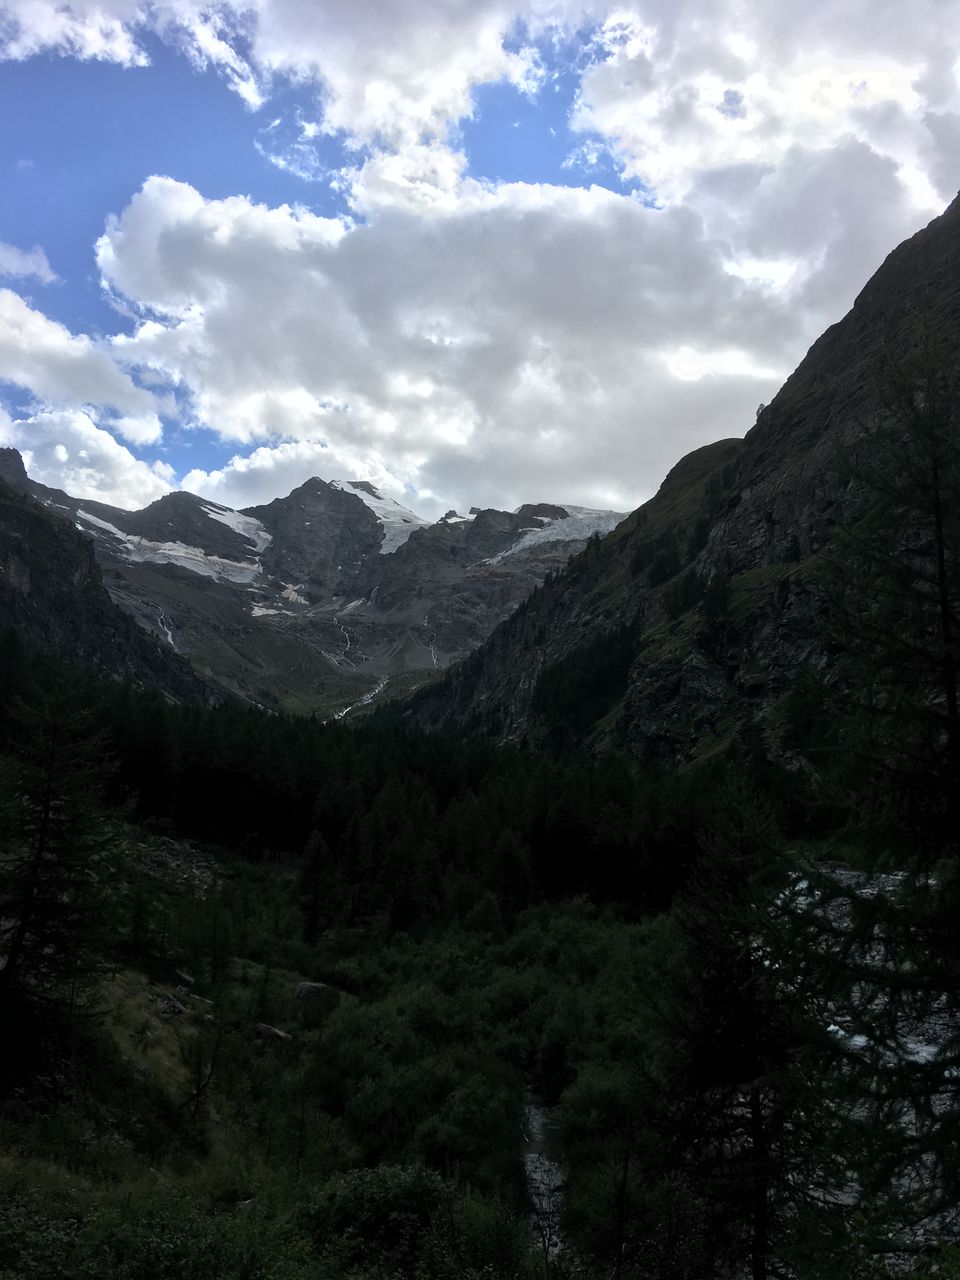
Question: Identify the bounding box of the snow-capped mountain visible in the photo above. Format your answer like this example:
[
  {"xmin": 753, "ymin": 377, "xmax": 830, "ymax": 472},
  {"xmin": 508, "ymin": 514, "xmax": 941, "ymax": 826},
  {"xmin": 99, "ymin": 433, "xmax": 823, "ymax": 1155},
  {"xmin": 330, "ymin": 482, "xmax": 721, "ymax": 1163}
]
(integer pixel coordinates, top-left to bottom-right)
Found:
[
  {"xmin": 4, "ymin": 457, "xmax": 624, "ymax": 716},
  {"xmin": 332, "ymin": 480, "xmax": 431, "ymax": 554}
]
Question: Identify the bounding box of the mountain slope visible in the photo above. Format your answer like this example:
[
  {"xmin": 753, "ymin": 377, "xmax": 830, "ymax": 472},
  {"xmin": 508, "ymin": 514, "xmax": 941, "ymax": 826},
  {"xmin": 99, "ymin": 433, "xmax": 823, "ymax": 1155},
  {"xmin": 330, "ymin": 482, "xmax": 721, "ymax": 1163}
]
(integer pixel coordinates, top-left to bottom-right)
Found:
[
  {"xmin": 5, "ymin": 449, "xmax": 624, "ymax": 714},
  {"xmin": 409, "ymin": 192, "xmax": 960, "ymax": 759},
  {"xmin": 0, "ymin": 457, "xmax": 211, "ymax": 701}
]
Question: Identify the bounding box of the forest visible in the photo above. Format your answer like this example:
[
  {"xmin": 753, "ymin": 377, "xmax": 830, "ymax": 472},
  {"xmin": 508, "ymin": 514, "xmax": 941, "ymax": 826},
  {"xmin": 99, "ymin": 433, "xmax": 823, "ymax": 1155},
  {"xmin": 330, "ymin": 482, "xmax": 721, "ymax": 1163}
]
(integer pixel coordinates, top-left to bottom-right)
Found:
[{"xmin": 1, "ymin": 355, "xmax": 959, "ymax": 1279}]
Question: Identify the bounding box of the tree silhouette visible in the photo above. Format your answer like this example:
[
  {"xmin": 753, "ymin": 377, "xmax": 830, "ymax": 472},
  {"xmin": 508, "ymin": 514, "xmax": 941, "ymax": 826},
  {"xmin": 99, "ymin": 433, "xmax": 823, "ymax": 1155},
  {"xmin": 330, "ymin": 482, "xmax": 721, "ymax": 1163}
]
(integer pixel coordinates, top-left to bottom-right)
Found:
[
  {"xmin": 0, "ymin": 676, "xmax": 120, "ymax": 1027},
  {"xmin": 822, "ymin": 334, "xmax": 960, "ymax": 851},
  {"xmin": 810, "ymin": 333, "xmax": 960, "ymax": 1253}
]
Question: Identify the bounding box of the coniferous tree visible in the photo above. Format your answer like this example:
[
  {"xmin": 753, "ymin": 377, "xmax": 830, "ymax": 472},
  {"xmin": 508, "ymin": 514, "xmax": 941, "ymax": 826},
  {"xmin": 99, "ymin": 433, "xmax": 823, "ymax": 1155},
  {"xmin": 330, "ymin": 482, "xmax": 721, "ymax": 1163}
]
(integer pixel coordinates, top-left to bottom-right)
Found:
[
  {"xmin": 629, "ymin": 778, "xmax": 835, "ymax": 1279},
  {"xmin": 299, "ymin": 829, "xmax": 347, "ymax": 943},
  {"xmin": 804, "ymin": 335, "xmax": 960, "ymax": 1259},
  {"xmin": 0, "ymin": 678, "xmax": 121, "ymax": 1026}
]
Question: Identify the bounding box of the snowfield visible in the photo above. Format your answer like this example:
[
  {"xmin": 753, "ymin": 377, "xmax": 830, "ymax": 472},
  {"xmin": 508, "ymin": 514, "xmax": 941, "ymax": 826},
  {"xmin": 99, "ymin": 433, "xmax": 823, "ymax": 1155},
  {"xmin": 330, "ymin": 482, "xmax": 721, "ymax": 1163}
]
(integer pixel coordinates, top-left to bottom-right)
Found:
[
  {"xmin": 201, "ymin": 504, "xmax": 272, "ymax": 553},
  {"xmin": 332, "ymin": 481, "xmax": 430, "ymax": 555},
  {"xmin": 484, "ymin": 506, "xmax": 626, "ymax": 565},
  {"xmin": 77, "ymin": 510, "xmax": 261, "ymax": 583}
]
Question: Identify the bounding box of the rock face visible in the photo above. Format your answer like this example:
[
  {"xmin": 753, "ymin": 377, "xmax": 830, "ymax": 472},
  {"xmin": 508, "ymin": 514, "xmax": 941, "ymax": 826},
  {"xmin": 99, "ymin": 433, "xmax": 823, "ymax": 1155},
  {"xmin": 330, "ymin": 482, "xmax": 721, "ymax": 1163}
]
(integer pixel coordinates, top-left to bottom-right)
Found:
[
  {"xmin": 0, "ymin": 474, "xmax": 210, "ymax": 701},
  {"xmin": 0, "ymin": 448, "xmax": 28, "ymax": 490},
  {"xmin": 248, "ymin": 479, "xmax": 385, "ymax": 595},
  {"xmin": 7, "ymin": 461, "xmax": 623, "ymax": 715},
  {"xmin": 409, "ymin": 192, "xmax": 960, "ymax": 760}
]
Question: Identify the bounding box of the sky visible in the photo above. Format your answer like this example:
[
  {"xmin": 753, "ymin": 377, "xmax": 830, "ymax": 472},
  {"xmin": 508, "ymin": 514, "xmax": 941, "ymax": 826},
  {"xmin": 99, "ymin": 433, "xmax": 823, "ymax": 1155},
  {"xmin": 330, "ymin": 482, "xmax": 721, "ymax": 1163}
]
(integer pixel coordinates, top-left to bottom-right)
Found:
[{"xmin": 0, "ymin": 1, "xmax": 958, "ymax": 520}]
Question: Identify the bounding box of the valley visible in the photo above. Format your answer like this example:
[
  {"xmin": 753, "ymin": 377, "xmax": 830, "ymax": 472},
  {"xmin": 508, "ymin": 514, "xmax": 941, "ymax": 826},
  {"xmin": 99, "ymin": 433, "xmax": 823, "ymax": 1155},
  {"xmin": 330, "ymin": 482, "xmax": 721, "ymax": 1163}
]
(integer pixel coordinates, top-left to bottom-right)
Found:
[
  {"xmin": 0, "ymin": 447, "xmax": 623, "ymax": 716},
  {"xmin": 1, "ymin": 126, "xmax": 959, "ymax": 1280}
]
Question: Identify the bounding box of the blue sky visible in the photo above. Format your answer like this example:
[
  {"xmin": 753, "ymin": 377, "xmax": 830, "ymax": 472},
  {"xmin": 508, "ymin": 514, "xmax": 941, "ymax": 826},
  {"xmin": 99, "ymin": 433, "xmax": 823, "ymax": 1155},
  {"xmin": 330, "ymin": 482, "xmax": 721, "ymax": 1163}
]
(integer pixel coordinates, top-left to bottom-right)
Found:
[
  {"xmin": 1, "ymin": 21, "xmax": 643, "ymax": 488},
  {"xmin": 1, "ymin": 38, "xmax": 355, "ymax": 478},
  {"xmin": 0, "ymin": 0, "xmax": 955, "ymax": 517},
  {"xmin": 1, "ymin": 40, "xmax": 345, "ymax": 454}
]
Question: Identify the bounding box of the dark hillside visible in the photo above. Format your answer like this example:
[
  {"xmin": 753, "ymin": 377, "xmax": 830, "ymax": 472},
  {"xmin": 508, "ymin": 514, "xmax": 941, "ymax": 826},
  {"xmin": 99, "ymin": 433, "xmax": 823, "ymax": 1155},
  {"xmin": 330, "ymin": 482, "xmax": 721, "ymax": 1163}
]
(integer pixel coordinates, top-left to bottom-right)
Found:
[
  {"xmin": 409, "ymin": 192, "xmax": 960, "ymax": 761},
  {"xmin": 0, "ymin": 475, "xmax": 212, "ymax": 702}
]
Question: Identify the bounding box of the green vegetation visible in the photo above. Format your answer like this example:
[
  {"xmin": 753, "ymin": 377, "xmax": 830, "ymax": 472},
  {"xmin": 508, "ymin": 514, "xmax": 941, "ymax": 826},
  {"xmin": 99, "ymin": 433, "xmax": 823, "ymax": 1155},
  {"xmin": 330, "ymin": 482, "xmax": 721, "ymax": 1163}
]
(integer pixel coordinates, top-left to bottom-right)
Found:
[
  {"xmin": 532, "ymin": 620, "xmax": 639, "ymax": 742},
  {"xmin": 2, "ymin": 630, "xmax": 957, "ymax": 1277}
]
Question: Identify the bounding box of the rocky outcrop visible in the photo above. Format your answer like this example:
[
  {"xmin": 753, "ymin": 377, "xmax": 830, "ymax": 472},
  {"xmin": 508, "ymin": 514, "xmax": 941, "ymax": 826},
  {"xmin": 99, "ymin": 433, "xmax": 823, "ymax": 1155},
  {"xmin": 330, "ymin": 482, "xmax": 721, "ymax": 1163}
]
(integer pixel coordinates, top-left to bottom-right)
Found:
[
  {"xmin": 0, "ymin": 448, "xmax": 28, "ymax": 490},
  {"xmin": 0, "ymin": 476, "xmax": 212, "ymax": 701},
  {"xmin": 247, "ymin": 478, "xmax": 383, "ymax": 596}
]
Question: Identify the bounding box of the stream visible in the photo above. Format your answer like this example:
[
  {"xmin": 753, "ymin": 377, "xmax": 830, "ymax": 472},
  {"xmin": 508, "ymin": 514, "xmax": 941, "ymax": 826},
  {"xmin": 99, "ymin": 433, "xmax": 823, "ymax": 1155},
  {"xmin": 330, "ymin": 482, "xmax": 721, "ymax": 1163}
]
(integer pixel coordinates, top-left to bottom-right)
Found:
[
  {"xmin": 522, "ymin": 1092, "xmax": 565, "ymax": 1263},
  {"xmin": 332, "ymin": 675, "xmax": 389, "ymax": 721},
  {"xmin": 157, "ymin": 611, "xmax": 178, "ymax": 650}
]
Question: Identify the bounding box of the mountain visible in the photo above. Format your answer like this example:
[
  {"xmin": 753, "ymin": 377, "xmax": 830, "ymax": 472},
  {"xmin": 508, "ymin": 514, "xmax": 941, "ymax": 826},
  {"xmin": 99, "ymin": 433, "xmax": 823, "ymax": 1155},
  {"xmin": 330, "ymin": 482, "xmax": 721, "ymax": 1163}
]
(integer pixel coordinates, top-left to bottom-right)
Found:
[
  {"xmin": 408, "ymin": 192, "xmax": 960, "ymax": 759},
  {"xmin": 0, "ymin": 453, "xmax": 210, "ymax": 701},
  {"xmin": 5, "ymin": 454, "xmax": 624, "ymax": 714}
]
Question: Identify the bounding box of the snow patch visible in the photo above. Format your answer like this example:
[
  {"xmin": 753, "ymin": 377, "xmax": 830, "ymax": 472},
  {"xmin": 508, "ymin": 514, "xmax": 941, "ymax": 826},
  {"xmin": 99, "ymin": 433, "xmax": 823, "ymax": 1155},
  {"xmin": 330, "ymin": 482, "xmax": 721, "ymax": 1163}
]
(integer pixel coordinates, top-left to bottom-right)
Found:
[
  {"xmin": 76, "ymin": 510, "xmax": 127, "ymax": 539},
  {"xmin": 201, "ymin": 504, "xmax": 272, "ymax": 553},
  {"xmin": 282, "ymin": 583, "xmax": 308, "ymax": 604},
  {"xmin": 343, "ymin": 481, "xmax": 430, "ymax": 554},
  {"xmin": 77, "ymin": 509, "xmax": 261, "ymax": 583},
  {"xmin": 484, "ymin": 508, "xmax": 626, "ymax": 565},
  {"xmin": 123, "ymin": 540, "xmax": 260, "ymax": 583}
]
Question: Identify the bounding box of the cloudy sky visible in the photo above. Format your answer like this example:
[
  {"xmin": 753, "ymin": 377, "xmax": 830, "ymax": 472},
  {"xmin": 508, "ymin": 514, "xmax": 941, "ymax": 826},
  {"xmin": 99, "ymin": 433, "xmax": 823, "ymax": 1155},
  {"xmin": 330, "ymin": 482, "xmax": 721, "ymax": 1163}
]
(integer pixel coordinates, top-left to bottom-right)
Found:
[{"xmin": 0, "ymin": 1, "xmax": 958, "ymax": 519}]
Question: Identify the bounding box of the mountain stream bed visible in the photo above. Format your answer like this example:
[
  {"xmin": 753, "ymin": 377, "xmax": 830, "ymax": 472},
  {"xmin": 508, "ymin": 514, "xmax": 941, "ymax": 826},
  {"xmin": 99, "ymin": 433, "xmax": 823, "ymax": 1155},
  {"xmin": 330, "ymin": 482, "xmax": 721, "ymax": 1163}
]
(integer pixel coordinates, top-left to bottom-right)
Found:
[{"xmin": 523, "ymin": 1092, "xmax": 566, "ymax": 1264}]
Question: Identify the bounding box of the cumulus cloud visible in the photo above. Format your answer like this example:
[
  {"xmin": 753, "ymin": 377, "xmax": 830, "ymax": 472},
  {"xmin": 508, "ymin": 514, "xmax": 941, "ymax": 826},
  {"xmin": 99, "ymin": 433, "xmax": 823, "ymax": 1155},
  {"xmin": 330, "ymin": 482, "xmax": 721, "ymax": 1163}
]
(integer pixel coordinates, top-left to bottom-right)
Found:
[
  {"xmin": 96, "ymin": 153, "xmax": 936, "ymax": 514},
  {"xmin": 181, "ymin": 439, "xmax": 419, "ymax": 511},
  {"xmin": 0, "ymin": 0, "xmax": 563, "ymax": 139},
  {"xmin": 572, "ymin": 1, "xmax": 959, "ymax": 210},
  {"xmin": 0, "ymin": 406, "xmax": 173, "ymax": 507},
  {"xmin": 0, "ymin": 239, "xmax": 56, "ymax": 282},
  {"xmin": 0, "ymin": 289, "xmax": 162, "ymax": 443},
  {"xmin": 3, "ymin": 1, "xmax": 958, "ymax": 191},
  {"xmin": 94, "ymin": 175, "xmax": 809, "ymax": 516},
  {"xmin": 0, "ymin": 0, "xmax": 148, "ymax": 65},
  {"xmin": 3, "ymin": 0, "xmax": 959, "ymax": 514}
]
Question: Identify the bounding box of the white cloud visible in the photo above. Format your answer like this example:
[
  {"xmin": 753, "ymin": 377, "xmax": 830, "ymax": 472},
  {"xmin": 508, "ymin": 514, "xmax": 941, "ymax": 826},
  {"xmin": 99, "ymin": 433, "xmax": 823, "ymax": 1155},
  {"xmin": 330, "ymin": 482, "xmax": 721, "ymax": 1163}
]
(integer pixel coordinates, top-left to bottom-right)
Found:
[
  {"xmin": 0, "ymin": 289, "xmax": 162, "ymax": 442},
  {"xmin": 3, "ymin": 0, "xmax": 960, "ymax": 516},
  {"xmin": 572, "ymin": 1, "xmax": 959, "ymax": 211},
  {"xmin": 3, "ymin": 1, "xmax": 958, "ymax": 199},
  {"xmin": 95, "ymin": 174, "xmax": 812, "ymax": 517},
  {"xmin": 0, "ymin": 0, "xmax": 148, "ymax": 65},
  {"xmin": 0, "ymin": 0, "xmax": 567, "ymax": 141},
  {"xmin": 0, "ymin": 239, "xmax": 56, "ymax": 282},
  {"xmin": 0, "ymin": 406, "xmax": 173, "ymax": 508},
  {"xmin": 181, "ymin": 439, "xmax": 425, "ymax": 511}
]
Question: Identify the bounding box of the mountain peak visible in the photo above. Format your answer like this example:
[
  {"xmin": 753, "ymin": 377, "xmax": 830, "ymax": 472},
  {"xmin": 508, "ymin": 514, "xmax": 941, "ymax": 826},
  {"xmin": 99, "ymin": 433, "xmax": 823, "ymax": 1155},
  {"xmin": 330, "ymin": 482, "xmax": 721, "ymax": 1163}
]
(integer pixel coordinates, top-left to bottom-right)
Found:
[
  {"xmin": 0, "ymin": 448, "xmax": 28, "ymax": 491},
  {"xmin": 346, "ymin": 480, "xmax": 383, "ymax": 500}
]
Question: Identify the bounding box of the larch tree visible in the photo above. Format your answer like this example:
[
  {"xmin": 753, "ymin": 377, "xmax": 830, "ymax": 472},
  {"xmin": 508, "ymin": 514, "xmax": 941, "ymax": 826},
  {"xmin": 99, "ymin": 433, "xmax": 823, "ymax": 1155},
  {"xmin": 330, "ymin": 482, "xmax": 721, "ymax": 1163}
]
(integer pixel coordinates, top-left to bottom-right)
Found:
[{"xmin": 806, "ymin": 328, "xmax": 960, "ymax": 1258}]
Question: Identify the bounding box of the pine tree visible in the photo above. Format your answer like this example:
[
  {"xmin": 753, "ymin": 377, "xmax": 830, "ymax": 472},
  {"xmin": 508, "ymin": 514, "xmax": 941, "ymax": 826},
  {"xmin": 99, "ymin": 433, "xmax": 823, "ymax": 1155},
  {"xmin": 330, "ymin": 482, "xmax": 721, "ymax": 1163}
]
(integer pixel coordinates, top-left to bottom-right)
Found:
[
  {"xmin": 299, "ymin": 829, "xmax": 345, "ymax": 944},
  {"xmin": 630, "ymin": 777, "xmax": 839, "ymax": 1279},
  {"xmin": 805, "ymin": 334, "xmax": 960, "ymax": 1258},
  {"xmin": 0, "ymin": 676, "xmax": 121, "ymax": 1026}
]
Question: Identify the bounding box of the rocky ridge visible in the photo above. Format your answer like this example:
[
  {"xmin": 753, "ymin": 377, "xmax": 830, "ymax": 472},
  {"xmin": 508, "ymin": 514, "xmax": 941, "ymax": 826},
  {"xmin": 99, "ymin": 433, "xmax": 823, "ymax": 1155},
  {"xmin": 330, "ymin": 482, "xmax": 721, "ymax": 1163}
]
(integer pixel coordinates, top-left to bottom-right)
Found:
[
  {"xmin": 2, "ymin": 452, "xmax": 624, "ymax": 714},
  {"xmin": 0, "ymin": 457, "xmax": 211, "ymax": 702}
]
